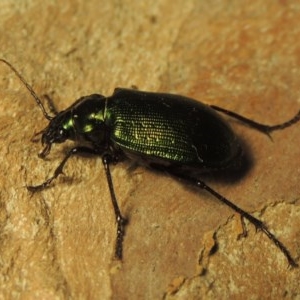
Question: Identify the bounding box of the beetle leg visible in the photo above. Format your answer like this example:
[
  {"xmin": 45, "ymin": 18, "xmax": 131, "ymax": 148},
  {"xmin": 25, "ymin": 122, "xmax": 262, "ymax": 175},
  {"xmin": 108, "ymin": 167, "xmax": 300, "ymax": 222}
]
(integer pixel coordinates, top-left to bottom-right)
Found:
[
  {"xmin": 102, "ymin": 154, "xmax": 127, "ymax": 260},
  {"xmin": 27, "ymin": 146, "xmax": 98, "ymax": 192},
  {"xmin": 170, "ymin": 171, "xmax": 298, "ymax": 268},
  {"xmin": 211, "ymin": 105, "xmax": 300, "ymax": 136},
  {"xmin": 28, "ymin": 147, "xmax": 126, "ymax": 259}
]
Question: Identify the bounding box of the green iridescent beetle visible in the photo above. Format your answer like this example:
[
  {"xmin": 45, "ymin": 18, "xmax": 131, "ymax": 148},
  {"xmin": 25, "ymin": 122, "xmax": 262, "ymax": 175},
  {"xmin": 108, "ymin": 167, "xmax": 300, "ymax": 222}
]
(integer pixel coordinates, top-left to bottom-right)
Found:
[{"xmin": 1, "ymin": 58, "xmax": 299, "ymax": 267}]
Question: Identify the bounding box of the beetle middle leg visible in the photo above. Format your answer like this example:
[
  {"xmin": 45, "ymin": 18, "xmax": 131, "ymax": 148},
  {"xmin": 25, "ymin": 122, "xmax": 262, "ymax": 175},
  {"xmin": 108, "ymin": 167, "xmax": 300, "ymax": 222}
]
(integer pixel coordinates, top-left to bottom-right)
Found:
[
  {"xmin": 102, "ymin": 154, "xmax": 127, "ymax": 260},
  {"xmin": 169, "ymin": 171, "xmax": 298, "ymax": 267}
]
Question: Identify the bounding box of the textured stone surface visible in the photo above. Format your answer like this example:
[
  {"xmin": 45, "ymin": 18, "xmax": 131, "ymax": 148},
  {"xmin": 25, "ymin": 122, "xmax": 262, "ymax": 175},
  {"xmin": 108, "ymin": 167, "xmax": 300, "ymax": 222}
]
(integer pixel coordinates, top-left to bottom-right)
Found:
[{"xmin": 0, "ymin": 1, "xmax": 300, "ymax": 299}]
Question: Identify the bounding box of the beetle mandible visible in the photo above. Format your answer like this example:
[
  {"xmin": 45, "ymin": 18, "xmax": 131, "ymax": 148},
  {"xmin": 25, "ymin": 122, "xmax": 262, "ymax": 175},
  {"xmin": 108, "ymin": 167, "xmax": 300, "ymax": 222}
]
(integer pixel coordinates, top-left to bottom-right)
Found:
[{"xmin": 1, "ymin": 58, "xmax": 299, "ymax": 267}]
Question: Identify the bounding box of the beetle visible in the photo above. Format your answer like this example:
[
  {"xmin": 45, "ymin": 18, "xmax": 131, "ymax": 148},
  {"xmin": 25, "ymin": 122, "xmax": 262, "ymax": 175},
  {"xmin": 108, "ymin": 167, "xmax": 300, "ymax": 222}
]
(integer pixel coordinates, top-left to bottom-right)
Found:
[{"xmin": 1, "ymin": 58, "xmax": 299, "ymax": 267}]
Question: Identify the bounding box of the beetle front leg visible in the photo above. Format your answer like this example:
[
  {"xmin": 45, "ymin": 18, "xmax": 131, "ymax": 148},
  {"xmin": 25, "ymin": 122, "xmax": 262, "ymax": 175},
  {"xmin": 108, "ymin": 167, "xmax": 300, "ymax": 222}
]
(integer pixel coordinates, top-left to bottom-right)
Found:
[
  {"xmin": 102, "ymin": 154, "xmax": 127, "ymax": 260},
  {"xmin": 27, "ymin": 146, "xmax": 98, "ymax": 192},
  {"xmin": 28, "ymin": 148, "xmax": 127, "ymax": 260}
]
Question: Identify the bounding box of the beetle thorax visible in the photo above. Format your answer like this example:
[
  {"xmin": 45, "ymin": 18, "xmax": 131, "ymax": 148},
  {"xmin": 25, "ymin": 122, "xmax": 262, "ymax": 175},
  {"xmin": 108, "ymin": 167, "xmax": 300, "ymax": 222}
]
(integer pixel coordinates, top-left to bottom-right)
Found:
[{"xmin": 70, "ymin": 94, "xmax": 108, "ymax": 146}]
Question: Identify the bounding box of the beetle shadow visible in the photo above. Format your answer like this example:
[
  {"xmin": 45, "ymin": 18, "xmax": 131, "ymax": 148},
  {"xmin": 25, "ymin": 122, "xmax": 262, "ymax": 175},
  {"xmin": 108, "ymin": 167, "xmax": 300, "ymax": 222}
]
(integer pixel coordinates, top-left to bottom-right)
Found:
[{"xmin": 199, "ymin": 136, "xmax": 253, "ymax": 185}]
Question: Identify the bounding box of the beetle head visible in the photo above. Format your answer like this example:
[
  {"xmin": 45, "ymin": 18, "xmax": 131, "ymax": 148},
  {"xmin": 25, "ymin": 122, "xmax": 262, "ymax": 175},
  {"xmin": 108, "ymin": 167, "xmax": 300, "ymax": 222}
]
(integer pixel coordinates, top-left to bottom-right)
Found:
[{"xmin": 39, "ymin": 110, "xmax": 73, "ymax": 158}]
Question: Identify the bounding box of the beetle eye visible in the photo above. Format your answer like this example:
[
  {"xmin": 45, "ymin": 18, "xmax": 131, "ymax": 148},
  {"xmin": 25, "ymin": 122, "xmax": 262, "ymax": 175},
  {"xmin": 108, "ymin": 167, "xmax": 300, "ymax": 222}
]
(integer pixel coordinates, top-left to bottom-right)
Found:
[{"xmin": 55, "ymin": 127, "xmax": 68, "ymax": 142}]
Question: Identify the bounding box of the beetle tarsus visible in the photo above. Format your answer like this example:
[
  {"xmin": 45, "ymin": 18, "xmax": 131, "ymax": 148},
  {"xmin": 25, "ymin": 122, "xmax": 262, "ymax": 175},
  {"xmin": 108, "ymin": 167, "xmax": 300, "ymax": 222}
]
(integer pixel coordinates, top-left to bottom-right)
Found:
[{"xmin": 115, "ymin": 215, "xmax": 128, "ymax": 260}]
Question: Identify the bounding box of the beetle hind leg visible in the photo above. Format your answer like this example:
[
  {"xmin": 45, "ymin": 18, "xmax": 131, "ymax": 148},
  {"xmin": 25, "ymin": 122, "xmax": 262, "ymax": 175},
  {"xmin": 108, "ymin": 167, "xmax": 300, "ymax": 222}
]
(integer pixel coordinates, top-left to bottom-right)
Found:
[
  {"xmin": 169, "ymin": 171, "xmax": 298, "ymax": 268},
  {"xmin": 211, "ymin": 105, "xmax": 300, "ymax": 136}
]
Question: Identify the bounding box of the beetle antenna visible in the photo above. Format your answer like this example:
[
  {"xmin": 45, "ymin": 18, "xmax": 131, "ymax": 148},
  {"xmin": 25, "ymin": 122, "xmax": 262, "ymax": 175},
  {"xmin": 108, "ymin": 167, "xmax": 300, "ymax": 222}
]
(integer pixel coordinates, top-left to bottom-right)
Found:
[{"xmin": 0, "ymin": 58, "xmax": 53, "ymax": 120}]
